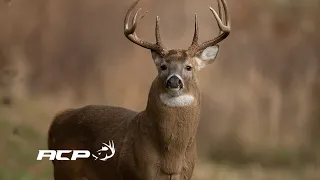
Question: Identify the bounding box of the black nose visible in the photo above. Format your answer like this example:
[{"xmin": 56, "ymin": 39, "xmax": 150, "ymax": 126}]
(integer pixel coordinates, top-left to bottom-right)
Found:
[{"xmin": 166, "ymin": 75, "xmax": 183, "ymax": 89}]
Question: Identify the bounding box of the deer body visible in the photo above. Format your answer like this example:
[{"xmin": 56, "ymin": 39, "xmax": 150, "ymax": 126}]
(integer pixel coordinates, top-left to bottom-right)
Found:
[
  {"xmin": 49, "ymin": 53, "xmax": 201, "ymax": 180},
  {"xmin": 48, "ymin": 0, "xmax": 230, "ymax": 179}
]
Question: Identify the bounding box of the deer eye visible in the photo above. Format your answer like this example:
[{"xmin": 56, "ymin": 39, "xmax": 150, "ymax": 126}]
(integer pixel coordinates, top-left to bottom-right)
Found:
[
  {"xmin": 160, "ymin": 65, "xmax": 167, "ymax": 71},
  {"xmin": 185, "ymin": 65, "xmax": 192, "ymax": 71}
]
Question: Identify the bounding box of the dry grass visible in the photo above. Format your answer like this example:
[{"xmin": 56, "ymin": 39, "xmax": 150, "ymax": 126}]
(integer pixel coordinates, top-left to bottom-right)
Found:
[
  {"xmin": 0, "ymin": 0, "xmax": 320, "ymax": 179},
  {"xmin": 193, "ymin": 160, "xmax": 320, "ymax": 180}
]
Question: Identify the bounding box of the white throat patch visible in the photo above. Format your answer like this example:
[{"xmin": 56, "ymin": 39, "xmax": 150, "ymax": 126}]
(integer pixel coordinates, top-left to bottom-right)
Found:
[{"xmin": 159, "ymin": 93, "xmax": 195, "ymax": 107}]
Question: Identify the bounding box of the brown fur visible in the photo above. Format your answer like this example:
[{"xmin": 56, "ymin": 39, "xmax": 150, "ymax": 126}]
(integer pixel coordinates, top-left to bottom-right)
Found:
[
  {"xmin": 48, "ymin": 0, "xmax": 231, "ymax": 177},
  {"xmin": 43, "ymin": 0, "xmax": 232, "ymax": 178},
  {"xmin": 48, "ymin": 50, "xmax": 204, "ymax": 180}
]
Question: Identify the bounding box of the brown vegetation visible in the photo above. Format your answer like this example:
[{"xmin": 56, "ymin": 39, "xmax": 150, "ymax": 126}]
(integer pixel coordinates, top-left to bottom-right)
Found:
[{"xmin": 0, "ymin": 0, "xmax": 320, "ymax": 177}]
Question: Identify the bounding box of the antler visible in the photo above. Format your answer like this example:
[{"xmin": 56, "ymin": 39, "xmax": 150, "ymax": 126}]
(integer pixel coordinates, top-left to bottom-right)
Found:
[
  {"xmin": 188, "ymin": 0, "xmax": 231, "ymax": 55},
  {"xmin": 124, "ymin": 0, "xmax": 167, "ymax": 56}
]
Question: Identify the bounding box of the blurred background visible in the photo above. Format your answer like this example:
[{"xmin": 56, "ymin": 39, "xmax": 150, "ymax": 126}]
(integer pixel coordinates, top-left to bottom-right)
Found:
[{"xmin": 0, "ymin": 0, "xmax": 319, "ymax": 179}]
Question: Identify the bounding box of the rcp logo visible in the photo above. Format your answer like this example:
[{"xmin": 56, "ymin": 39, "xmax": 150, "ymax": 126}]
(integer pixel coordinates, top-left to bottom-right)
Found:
[
  {"xmin": 92, "ymin": 141, "xmax": 115, "ymax": 161},
  {"xmin": 37, "ymin": 141, "xmax": 116, "ymax": 161}
]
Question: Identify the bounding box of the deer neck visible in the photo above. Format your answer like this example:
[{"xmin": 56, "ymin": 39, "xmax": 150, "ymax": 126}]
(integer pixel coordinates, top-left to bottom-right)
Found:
[{"xmin": 144, "ymin": 79, "xmax": 201, "ymax": 152}]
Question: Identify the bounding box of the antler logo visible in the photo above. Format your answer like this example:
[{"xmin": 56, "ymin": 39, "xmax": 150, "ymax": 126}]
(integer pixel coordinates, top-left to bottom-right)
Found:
[{"xmin": 92, "ymin": 141, "xmax": 116, "ymax": 161}]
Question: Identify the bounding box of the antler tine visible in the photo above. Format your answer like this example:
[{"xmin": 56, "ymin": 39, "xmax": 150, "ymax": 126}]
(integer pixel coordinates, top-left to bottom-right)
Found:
[
  {"xmin": 188, "ymin": 0, "xmax": 231, "ymax": 55},
  {"xmin": 155, "ymin": 16, "xmax": 164, "ymax": 47},
  {"xmin": 217, "ymin": 0, "xmax": 222, "ymax": 34},
  {"xmin": 200, "ymin": 0, "xmax": 230, "ymax": 49},
  {"xmin": 124, "ymin": 0, "xmax": 167, "ymax": 56},
  {"xmin": 191, "ymin": 14, "xmax": 199, "ymax": 47}
]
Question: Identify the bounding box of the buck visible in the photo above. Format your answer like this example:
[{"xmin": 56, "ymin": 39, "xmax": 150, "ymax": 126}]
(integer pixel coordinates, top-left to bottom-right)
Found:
[{"xmin": 48, "ymin": 0, "xmax": 230, "ymax": 179}]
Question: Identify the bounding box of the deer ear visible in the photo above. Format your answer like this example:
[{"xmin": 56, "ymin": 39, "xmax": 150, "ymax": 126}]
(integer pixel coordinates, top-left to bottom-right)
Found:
[
  {"xmin": 151, "ymin": 50, "xmax": 162, "ymax": 65},
  {"xmin": 194, "ymin": 45, "xmax": 219, "ymax": 71}
]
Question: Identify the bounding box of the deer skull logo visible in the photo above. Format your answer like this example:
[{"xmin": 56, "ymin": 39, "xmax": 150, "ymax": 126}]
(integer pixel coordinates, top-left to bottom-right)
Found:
[{"xmin": 92, "ymin": 141, "xmax": 115, "ymax": 161}]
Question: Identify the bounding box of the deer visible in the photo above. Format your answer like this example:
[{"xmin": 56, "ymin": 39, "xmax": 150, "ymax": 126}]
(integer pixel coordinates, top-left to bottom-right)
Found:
[{"xmin": 47, "ymin": 0, "xmax": 230, "ymax": 179}]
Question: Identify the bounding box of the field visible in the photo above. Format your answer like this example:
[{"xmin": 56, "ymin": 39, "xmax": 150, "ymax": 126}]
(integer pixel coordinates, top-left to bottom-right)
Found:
[
  {"xmin": 0, "ymin": 111, "xmax": 50, "ymax": 180},
  {"xmin": 1, "ymin": 0, "xmax": 320, "ymax": 179},
  {"xmin": 1, "ymin": 98, "xmax": 320, "ymax": 180}
]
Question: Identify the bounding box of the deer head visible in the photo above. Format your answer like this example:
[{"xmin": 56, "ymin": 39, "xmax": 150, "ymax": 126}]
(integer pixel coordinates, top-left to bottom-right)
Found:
[{"xmin": 124, "ymin": 0, "xmax": 230, "ymax": 107}]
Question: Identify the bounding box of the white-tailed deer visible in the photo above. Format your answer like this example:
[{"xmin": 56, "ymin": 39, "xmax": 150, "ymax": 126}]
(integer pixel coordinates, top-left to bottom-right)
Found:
[{"xmin": 48, "ymin": 0, "xmax": 230, "ymax": 179}]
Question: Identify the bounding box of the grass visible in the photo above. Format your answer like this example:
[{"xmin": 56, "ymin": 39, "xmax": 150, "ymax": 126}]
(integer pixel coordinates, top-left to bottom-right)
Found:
[
  {"xmin": 0, "ymin": 119, "xmax": 52, "ymax": 180},
  {"xmin": 209, "ymin": 143, "xmax": 317, "ymax": 168},
  {"xmin": 0, "ymin": 99, "xmax": 319, "ymax": 180},
  {"xmin": 192, "ymin": 160, "xmax": 320, "ymax": 180}
]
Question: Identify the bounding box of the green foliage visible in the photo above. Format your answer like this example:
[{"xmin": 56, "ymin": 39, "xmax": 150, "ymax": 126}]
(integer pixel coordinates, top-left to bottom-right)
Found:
[{"xmin": 0, "ymin": 120, "xmax": 52, "ymax": 180}]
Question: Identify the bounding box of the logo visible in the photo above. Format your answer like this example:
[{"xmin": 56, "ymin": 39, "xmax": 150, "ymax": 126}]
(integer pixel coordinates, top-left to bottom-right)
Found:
[
  {"xmin": 92, "ymin": 141, "xmax": 115, "ymax": 161},
  {"xmin": 37, "ymin": 141, "xmax": 116, "ymax": 161}
]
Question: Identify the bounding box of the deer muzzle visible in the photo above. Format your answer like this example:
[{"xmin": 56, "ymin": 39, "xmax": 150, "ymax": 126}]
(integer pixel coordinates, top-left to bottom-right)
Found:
[{"xmin": 166, "ymin": 74, "xmax": 184, "ymax": 91}]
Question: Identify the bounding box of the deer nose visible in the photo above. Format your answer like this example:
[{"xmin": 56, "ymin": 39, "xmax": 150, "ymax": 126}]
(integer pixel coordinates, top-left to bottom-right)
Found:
[{"xmin": 166, "ymin": 74, "xmax": 183, "ymax": 90}]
